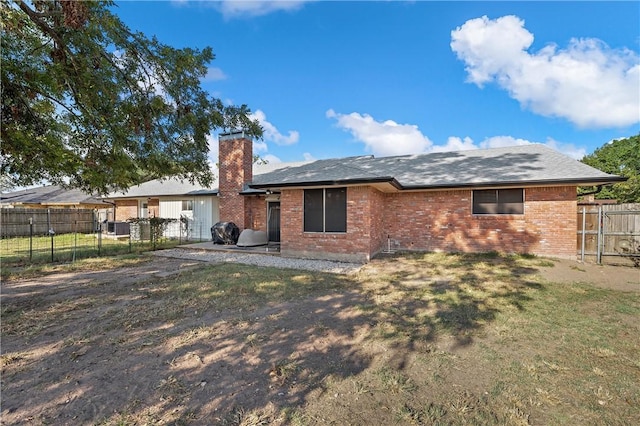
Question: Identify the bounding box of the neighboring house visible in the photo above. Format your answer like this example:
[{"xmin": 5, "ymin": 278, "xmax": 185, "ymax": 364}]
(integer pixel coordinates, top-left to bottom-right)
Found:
[
  {"xmin": 102, "ymin": 178, "xmax": 219, "ymax": 240},
  {"xmin": 101, "ymin": 153, "xmax": 309, "ymax": 241},
  {"xmin": 0, "ymin": 185, "xmax": 110, "ymax": 210},
  {"xmin": 56, "ymin": 130, "xmax": 625, "ymax": 262},
  {"xmin": 215, "ymin": 131, "xmax": 624, "ymax": 262},
  {"xmin": 0, "ymin": 185, "xmax": 112, "ymax": 236}
]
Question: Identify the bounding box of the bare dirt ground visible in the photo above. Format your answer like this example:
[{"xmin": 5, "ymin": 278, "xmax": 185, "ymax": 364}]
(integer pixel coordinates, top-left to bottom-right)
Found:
[
  {"xmin": 537, "ymin": 257, "xmax": 639, "ymax": 292},
  {"xmin": 1, "ymin": 257, "xmax": 372, "ymax": 425},
  {"xmin": 1, "ymin": 254, "xmax": 637, "ymax": 425}
]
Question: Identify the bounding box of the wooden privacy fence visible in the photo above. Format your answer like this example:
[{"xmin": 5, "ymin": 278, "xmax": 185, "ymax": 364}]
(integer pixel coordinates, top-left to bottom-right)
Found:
[
  {"xmin": 577, "ymin": 203, "xmax": 640, "ymax": 267},
  {"xmin": 1, "ymin": 207, "xmax": 97, "ymax": 237}
]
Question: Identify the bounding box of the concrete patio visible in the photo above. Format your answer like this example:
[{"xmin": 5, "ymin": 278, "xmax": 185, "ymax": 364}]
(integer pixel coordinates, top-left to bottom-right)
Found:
[{"xmin": 176, "ymin": 240, "xmax": 281, "ymax": 256}]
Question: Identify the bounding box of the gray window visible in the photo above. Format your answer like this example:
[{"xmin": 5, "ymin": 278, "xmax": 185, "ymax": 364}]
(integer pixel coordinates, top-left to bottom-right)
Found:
[
  {"xmin": 304, "ymin": 188, "xmax": 347, "ymax": 232},
  {"xmin": 473, "ymin": 189, "xmax": 524, "ymax": 214}
]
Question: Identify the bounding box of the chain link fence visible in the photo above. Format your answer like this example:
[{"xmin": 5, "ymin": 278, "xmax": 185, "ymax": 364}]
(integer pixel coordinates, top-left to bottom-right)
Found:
[{"xmin": 1, "ymin": 208, "xmax": 205, "ymax": 265}]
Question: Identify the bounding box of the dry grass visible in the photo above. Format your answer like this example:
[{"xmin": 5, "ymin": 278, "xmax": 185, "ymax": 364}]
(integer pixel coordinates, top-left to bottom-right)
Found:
[
  {"xmin": 1, "ymin": 253, "xmax": 151, "ymax": 281},
  {"xmin": 2, "ymin": 252, "xmax": 638, "ymax": 425},
  {"xmin": 293, "ymin": 252, "xmax": 639, "ymax": 425}
]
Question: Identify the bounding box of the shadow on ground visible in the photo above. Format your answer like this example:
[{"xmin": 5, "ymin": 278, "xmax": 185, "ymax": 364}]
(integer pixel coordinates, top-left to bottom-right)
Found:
[{"xmin": 1, "ymin": 253, "xmax": 550, "ymax": 424}]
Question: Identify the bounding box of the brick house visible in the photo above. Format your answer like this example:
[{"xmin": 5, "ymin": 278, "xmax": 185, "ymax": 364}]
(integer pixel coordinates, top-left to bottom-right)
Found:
[
  {"xmin": 105, "ymin": 131, "xmax": 624, "ymax": 262},
  {"xmin": 218, "ymin": 131, "xmax": 624, "ymax": 263},
  {"xmin": 102, "ymin": 136, "xmax": 308, "ymax": 241}
]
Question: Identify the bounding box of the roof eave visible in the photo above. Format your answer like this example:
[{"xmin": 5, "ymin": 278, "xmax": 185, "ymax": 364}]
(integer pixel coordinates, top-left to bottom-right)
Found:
[
  {"xmin": 399, "ymin": 176, "xmax": 628, "ymax": 191},
  {"xmin": 101, "ymin": 190, "xmax": 219, "ymax": 200},
  {"xmin": 249, "ymin": 177, "xmax": 400, "ymax": 190}
]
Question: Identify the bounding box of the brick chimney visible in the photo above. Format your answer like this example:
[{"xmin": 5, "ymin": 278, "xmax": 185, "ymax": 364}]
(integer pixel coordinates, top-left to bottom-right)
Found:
[{"xmin": 218, "ymin": 131, "xmax": 253, "ymax": 230}]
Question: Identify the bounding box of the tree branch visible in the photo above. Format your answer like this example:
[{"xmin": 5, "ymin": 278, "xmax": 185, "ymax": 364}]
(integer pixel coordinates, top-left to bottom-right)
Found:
[{"xmin": 15, "ymin": 0, "xmax": 64, "ymax": 50}]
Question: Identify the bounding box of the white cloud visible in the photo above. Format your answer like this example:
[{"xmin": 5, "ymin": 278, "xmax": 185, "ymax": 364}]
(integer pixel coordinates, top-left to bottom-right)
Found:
[
  {"xmin": 302, "ymin": 152, "xmax": 316, "ymax": 161},
  {"xmin": 532, "ymin": 138, "xmax": 586, "ymax": 160},
  {"xmin": 206, "ymin": 109, "xmax": 296, "ymax": 167},
  {"xmin": 478, "ymin": 135, "xmax": 535, "ymax": 149},
  {"xmin": 250, "ymin": 110, "xmax": 299, "ymax": 145},
  {"xmin": 206, "ymin": 132, "xmax": 268, "ymax": 169},
  {"xmin": 263, "ymin": 154, "xmax": 282, "ymax": 163},
  {"xmin": 476, "ymin": 135, "xmax": 586, "ymax": 159},
  {"xmin": 327, "ymin": 109, "xmax": 586, "ymax": 159},
  {"xmin": 203, "ymin": 67, "xmax": 227, "ymax": 81},
  {"xmin": 326, "ymin": 109, "xmax": 433, "ymax": 156},
  {"xmin": 431, "ymin": 136, "xmax": 478, "ymax": 153},
  {"xmin": 206, "ymin": 133, "xmax": 219, "ymax": 168},
  {"xmin": 217, "ymin": 0, "xmax": 312, "ymax": 18},
  {"xmin": 451, "ymin": 15, "xmax": 640, "ymax": 128},
  {"xmin": 253, "ymin": 139, "xmax": 268, "ymax": 152}
]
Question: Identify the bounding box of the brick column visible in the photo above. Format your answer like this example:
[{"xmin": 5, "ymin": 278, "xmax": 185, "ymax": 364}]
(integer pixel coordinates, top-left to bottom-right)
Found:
[{"xmin": 218, "ymin": 131, "xmax": 253, "ymax": 230}]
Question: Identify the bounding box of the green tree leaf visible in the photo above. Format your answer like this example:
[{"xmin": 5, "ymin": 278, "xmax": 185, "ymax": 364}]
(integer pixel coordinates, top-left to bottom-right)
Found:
[
  {"xmin": 1, "ymin": 0, "xmax": 262, "ymax": 195},
  {"xmin": 580, "ymin": 134, "xmax": 640, "ymax": 203}
]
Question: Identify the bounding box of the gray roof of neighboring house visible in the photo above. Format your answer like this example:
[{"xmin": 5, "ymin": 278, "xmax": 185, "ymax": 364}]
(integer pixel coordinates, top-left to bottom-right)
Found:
[
  {"xmin": 104, "ymin": 177, "xmax": 219, "ymax": 198},
  {"xmin": 104, "ymin": 160, "xmax": 313, "ymax": 199},
  {"xmin": 250, "ymin": 144, "xmax": 625, "ymax": 190},
  {"xmin": 0, "ymin": 185, "xmax": 109, "ymax": 207}
]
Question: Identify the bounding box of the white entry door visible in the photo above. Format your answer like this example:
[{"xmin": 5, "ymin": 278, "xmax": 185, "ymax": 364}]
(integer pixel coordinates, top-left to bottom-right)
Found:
[{"xmin": 139, "ymin": 201, "xmax": 149, "ymax": 218}]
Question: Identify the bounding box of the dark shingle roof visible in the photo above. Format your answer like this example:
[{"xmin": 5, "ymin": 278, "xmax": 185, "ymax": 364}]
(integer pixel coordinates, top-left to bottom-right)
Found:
[
  {"xmin": 250, "ymin": 156, "xmax": 397, "ymax": 187},
  {"xmin": 250, "ymin": 144, "xmax": 625, "ymax": 190},
  {"xmin": 0, "ymin": 185, "xmax": 108, "ymax": 206}
]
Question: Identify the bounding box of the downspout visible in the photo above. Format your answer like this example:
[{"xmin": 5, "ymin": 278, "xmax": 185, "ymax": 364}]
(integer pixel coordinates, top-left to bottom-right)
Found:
[{"xmin": 101, "ymin": 199, "xmax": 117, "ymax": 222}]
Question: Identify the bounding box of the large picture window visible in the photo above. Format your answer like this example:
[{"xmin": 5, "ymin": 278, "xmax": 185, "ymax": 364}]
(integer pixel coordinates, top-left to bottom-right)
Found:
[
  {"xmin": 473, "ymin": 189, "xmax": 524, "ymax": 215},
  {"xmin": 304, "ymin": 188, "xmax": 347, "ymax": 232}
]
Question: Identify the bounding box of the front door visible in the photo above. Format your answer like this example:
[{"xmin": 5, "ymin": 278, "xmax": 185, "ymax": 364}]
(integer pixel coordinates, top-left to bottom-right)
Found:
[{"xmin": 267, "ymin": 202, "xmax": 281, "ymax": 242}]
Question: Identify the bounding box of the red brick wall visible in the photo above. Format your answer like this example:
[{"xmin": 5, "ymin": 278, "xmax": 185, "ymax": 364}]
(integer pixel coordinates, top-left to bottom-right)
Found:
[
  {"xmin": 280, "ymin": 189, "xmax": 302, "ymax": 253},
  {"xmin": 348, "ymin": 186, "xmax": 387, "ymax": 257},
  {"xmin": 115, "ymin": 200, "xmax": 137, "ymax": 221},
  {"xmin": 384, "ymin": 190, "xmax": 474, "ymax": 253},
  {"xmin": 148, "ymin": 199, "xmax": 159, "ymax": 218},
  {"xmin": 383, "ymin": 186, "xmax": 576, "ymax": 258},
  {"xmin": 369, "ymin": 187, "xmax": 386, "ymax": 254},
  {"xmin": 114, "ymin": 199, "xmax": 159, "ymax": 221},
  {"xmin": 245, "ymin": 196, "xmax": 267, "ymax": 231},
  {"xmin": 218, "ymin": 136, "xmax": 253, "ymax": 230},
  {"xmin": 524, "ymin": 186, "xmax": 577, "ymax": 257},
  {"xmin": 279, "ymin": 185, "xmax": 577, "ymax": 261},
  {"xmin": 280, "ymin": 186, "xmax": 385, "ymax": 262}
]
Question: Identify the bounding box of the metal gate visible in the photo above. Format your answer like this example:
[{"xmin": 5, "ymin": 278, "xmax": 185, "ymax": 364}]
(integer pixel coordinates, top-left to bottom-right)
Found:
[{"xmin": 577, "ymin": 203, "xmax": 640, "ymax": 267}]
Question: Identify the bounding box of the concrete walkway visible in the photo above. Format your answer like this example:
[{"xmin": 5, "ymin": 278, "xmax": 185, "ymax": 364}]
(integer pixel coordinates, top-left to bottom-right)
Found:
[
  {"xmin": 176, "ymin": 241, "xmax": 281, "ymax": 255},
  {"xmin": 152, "ymin": 243, "xmax": 363, "ymax": 275}
]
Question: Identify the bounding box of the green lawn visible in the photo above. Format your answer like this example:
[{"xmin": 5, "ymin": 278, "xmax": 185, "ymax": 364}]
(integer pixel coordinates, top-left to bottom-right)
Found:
[{"xmin": 0, "ymin": 232, "xmax": 181, "ymax": 268}]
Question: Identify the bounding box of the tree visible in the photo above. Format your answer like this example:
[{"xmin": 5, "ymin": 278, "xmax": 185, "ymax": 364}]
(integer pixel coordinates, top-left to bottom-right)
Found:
[
  {"xmin": 580, "ymin": 134, "xmax": 640, "ymax": 203},
  {"xmin": 1, "ymin": 0, "xmax": 262, "ymax": 195}
]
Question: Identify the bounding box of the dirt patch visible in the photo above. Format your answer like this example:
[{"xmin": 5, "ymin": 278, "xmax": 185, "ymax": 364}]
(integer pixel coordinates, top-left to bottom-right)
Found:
[
  {"xmin": 1, "ymin": 258, "xmax": 371, "ymax": 425},
  {"xmin": 1, "ymin": 254, "xmax": 637, "ymax": 425},
  {"xmin": 538, "ymin": 258, "xmax": 639, "ymax": 292}
]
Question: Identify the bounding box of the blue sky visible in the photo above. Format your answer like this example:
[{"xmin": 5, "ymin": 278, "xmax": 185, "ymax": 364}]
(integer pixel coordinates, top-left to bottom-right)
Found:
[{"xmin": 114, "ymin": 1, "xmax": 640, "ymax": 165}]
